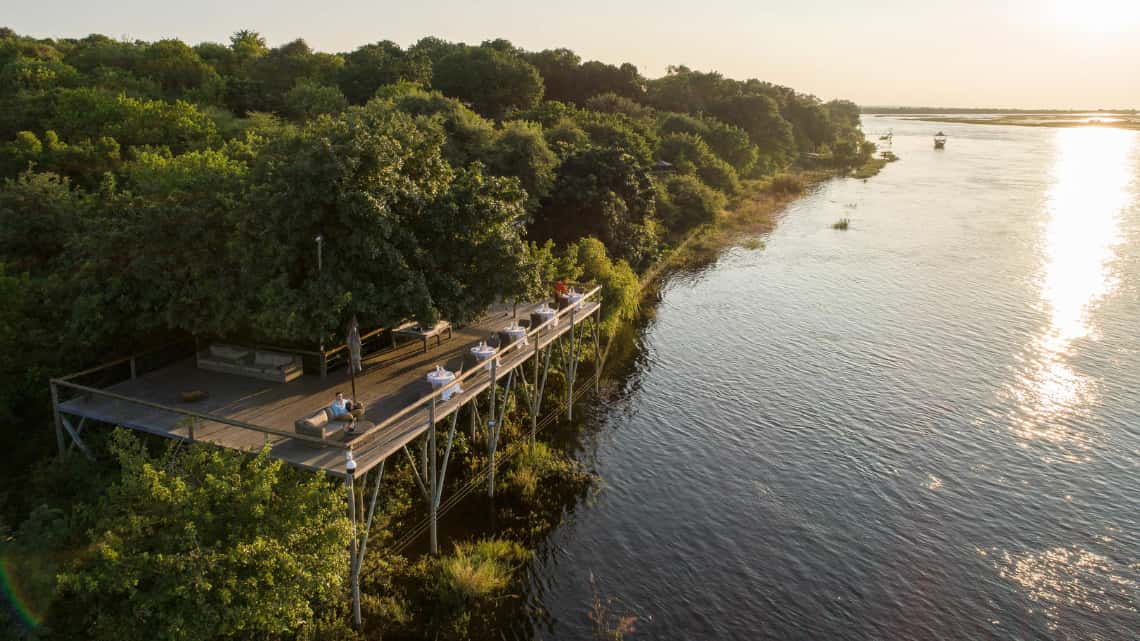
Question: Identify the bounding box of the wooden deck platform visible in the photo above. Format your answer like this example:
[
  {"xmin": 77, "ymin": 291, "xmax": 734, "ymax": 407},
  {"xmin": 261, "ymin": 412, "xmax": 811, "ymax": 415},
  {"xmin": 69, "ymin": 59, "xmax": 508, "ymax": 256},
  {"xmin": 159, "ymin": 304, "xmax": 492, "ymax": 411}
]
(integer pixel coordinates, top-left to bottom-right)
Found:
[{"xmin": 55, "ymin": 299, "xmax": 600, "ymax": 478}]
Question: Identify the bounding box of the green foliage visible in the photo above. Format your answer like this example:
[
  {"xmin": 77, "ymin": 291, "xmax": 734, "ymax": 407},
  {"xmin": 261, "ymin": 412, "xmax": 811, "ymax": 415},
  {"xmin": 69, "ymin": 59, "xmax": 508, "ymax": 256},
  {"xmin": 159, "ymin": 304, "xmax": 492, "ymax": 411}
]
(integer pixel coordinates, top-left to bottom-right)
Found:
[
  {"xmin": 43, "ymin": 88, "xmax": 217, "ymax": 151},
  {"xmin": 429, "ymin": 538, "xmax": 530, "ymax": 638},
  {"xmin": 534, "ymin": 149, "xmax": 659, "ymax": 268},
  {"xmin": 44, "ymin": 430, "xmax": 351, "ymax": 641},
  {"xmin": 544, "ymin": 116, "xmax": 589, "ymax": 158},
  {"xmin": 485, "ymin": 120, "xmax": 557, "ymax": 209},
  {"xmin": 0, "ymin": 131, "xmax": 121, "ymax": 184},
  {"xmin": 574, "ymin": 109, "xmax": 655, "ymax": 164},
  {"xmin": 657, "ymin": 132, "xmax": 740, "ymax": 194},
  {"xmin": 526, "ymin": 49, "xmax": 643, "ymax": 105},
  {"xmin": 832, "ymin": 217, "xmax": 850, "ymax": 230},
  {"xmin": 708, "ymin": 93, "xmax": 795, "ymax": 171},
  {"xmin": 0, "ymin": 56, "xmax": 79, "ymax": 93},
  {"xmin": 564, "ymin": 237, "xmax": 640, "ymax": 336},
  {"xmin": 137, "ymin": 39, "xmax": 220, "ymax": 100},
  {"xmin": 384, "ymin": 85, "xmax": 497, "ymax": 166},
  {"xmin": 283, "ymin": 79, "xmax": 348, "ymax": 120},
  {"xmin": 0, "ymin": 170, "xmax": 89, "ymax": 273},
  {"xmin": 504, "ymin": 441, "xmax": 581, "ymax": 500},
  {"xmin": 585, "ymin": 92, "xmax": 654, "ymax": 119},
  {"xmin": 431, "ymin": 46, "xmax": 544, "ymax": 119},
  {"xmin": 246, "ymin": 39, "xmax": 344, "ymax": 113},
  {"xmin": 337, "ymin": 40, "xmax": 431, "ymax": 104},
  {"xmin": 655, "ymin": 173, "xmax": 725, "ymax": 233}
]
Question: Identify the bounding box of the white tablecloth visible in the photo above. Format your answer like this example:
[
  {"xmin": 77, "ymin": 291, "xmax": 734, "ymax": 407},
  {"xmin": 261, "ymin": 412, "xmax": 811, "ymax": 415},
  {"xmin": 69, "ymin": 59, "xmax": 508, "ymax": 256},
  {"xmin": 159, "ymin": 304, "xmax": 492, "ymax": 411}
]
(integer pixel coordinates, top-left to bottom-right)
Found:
[
  {"xmin": 534, "ymin": 307, "xmax": 557, "ymax": 327},
  {"xmin": 504, "ymin": 326, "xmax": 528, "ymax": 346},
  {"xmin": 426, "ymin": 369, "xmax": 459, "ymax": 400},
  {"xmin": 470, "ymin": 345, "xmax": 496, "ymax": 369}
]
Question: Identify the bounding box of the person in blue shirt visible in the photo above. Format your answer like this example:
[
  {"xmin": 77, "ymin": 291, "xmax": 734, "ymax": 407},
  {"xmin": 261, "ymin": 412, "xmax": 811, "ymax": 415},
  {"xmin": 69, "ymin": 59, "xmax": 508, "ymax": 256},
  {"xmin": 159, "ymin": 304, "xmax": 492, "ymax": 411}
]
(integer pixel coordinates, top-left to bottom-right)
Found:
[{"xmin": 331, "ymin": 391, "xmax": 364, "ymax": 426}]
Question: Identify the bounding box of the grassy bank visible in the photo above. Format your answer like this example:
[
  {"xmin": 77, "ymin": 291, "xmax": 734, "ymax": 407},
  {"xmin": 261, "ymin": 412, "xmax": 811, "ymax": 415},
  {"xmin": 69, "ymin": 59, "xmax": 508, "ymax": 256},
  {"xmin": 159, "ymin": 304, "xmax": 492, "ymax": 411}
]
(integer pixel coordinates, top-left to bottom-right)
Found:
[
  {"xmin": 905, "ymin": 114, "xmax": 1140, "ymax": 131},
  {"xmin": 648, "ymin": 169, "xmax": 831, "ymax": 275}
]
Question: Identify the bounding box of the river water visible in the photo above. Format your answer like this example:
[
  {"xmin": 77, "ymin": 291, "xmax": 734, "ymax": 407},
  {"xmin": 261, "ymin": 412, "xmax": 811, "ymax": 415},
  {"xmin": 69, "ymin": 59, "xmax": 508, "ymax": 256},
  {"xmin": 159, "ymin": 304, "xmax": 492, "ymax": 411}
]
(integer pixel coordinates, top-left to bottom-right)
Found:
[{"xmin": 524, "ymin": 118, "xmax": 1140, "ymax": 640}]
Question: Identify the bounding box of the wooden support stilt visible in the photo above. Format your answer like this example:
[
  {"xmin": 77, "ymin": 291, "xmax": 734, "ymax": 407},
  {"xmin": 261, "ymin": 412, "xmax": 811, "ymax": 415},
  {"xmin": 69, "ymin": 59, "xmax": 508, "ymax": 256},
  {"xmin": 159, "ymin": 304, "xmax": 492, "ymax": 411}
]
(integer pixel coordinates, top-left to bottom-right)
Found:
[
  {"xmin": 428, "ymin": 396, "xmax": 438, "ymax": 554},
  {"xmin": 531, "ymin": 339, "xmax": 540, "ymax": 442},
  {"xmin": 592, "ymin": 309, "xmax": 603, "ymax": 393},
  {"xmin": 567, "ymin": 304, "xmax": 576, "ymax": 420},
  {"xmin": 345, "ymin": 452, "xmax": 361, "ymax": 628},
  {"xmin": 50, "ymin": 380, "xmax": 64, "ymax": 457},
  {"xmin": 60, "ymin": 414, "xmax": 93, "ymax": 461},
  {"xmin": 487, "ymin": 357, "xmax": 498, "ymax": 498}
]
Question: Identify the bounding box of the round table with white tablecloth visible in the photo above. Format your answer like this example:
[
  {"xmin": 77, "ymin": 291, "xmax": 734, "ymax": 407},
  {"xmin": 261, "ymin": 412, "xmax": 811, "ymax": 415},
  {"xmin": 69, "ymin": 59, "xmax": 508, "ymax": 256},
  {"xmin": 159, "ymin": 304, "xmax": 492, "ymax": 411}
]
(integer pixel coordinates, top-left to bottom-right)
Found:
[
  {"xmin": 532, "ymin": 304, "xmax": 557, "ymax": 329},
  {"xmin": 426, "ymin": 366, "xmax": 460, "ymax": 401},
  {"xmin": 558, "ymin": 291, "xmax": 583, "ymax": 310},
  {"xmin": 470, "ymin": 342, "xmax": 497, "ymax": 369},
  {"xmin": 502, "ymin": 323, "xmax": 528, "ymax": 346}
]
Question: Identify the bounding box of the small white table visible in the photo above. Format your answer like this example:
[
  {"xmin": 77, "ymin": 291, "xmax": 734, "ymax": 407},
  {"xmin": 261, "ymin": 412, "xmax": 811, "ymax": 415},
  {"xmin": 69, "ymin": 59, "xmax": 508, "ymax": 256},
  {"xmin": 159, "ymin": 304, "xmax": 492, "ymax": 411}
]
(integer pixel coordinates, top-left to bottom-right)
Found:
[
  {"xmin": 503, "ymin": 324, "xmax": 528, "ymax": 346},
  {"xmin": 560, "ymin": 292, "xmax": 583, "ymax": 309},
  {"xmin": 470, "ymin": 343, "xmax": 497, "ymax": 369},
  {"xmin": 533, "ymin": 305, "xmax": 557, "ymax": 328},
  {"xmin": 426, "ymin": 367, "xmax": 460, "ymax": 401}
]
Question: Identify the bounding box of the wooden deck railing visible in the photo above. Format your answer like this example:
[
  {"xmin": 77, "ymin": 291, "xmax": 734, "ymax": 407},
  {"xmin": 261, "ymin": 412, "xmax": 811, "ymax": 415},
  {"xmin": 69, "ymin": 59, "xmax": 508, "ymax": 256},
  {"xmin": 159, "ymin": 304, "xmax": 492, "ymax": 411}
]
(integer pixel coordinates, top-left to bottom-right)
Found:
[
  {"xmin": 348, "ymin": 285, "xmax": 602, "ymax": 452},
  {"xmin": 51, "ymin": 378, "xmax": 351, "ymax": 450},
  {"xmin": 51, "ymin": 288, "xmax": 600, "ymax": 462}
]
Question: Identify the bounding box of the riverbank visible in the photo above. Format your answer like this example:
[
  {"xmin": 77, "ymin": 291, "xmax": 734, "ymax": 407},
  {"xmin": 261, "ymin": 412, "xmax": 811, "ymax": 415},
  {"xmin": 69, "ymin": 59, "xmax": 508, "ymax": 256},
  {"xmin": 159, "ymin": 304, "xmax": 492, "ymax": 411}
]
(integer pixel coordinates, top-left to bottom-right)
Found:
[{"xmin": 651, "ymin": 166, "xmax": 879, "ymax": 276}]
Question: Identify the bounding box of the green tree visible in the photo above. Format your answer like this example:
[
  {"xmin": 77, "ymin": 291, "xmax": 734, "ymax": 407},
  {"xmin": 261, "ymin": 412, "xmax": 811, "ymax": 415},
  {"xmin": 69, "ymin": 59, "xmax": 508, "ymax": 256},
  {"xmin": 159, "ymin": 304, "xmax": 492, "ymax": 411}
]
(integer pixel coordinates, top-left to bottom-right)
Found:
[
  {"xmin": 657, "ymin": 132, "xmax": 739, "ymax": 194},
  {"xmin": 655, "ymin": 173, "xmax": 724, "ymax": 233},
  {"xmin": 383, "ymin": 84, "xmax": 497, "ymax": 166},
  {"xmin": 533, "ymin": 148, "xmax": 658, "ymax": 268},
  {"xmin": 283, "ymin": 79, "xmax": 348, "ymax": 120},
  {"xmin": 0, "ymin": 56, "xmax": 79, "ymax": 93},
  {"xmin": 431, "ymin": 46, "xmax": 543, "ymax": 119},
  {"xmin": 337, "ymin": 40, "xmax": 431, "ymax": 104},
  {"xmin": 247, "ymin": 39, "xmax": 344, "ymax": 112},
  {"xmin": 49, "ymin": 430, "xmax": 351, "ymax": 641},
  {"xmin": 485, "ymin": 120, "xmax": 557, "ymax": 210},
  {"xmin": 564, "ymin": 237, "xmax": 640, "ymax": 336},
  {"xmin": 0, "ymin": 170, "xmax": 89, "ymax": 273},
  {"xmin": 708, "ymin": 94, "xmax": 794, "ymax": 173},
  {"xmin": 137, "ymin": 39, "xmax": 220, "ymax": 100}
]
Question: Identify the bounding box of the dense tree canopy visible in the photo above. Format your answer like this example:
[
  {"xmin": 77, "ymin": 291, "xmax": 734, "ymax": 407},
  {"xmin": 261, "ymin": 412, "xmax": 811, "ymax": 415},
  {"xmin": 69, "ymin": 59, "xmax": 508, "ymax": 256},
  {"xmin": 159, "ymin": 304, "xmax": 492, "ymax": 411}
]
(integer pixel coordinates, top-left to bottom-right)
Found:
[
  {"xmin": 430, "ymin": 45, "xmax": 544, "ymax": 119},
  {"xmin": 0, "ymin": 35, "xmax": 870, "ymax": 622}
]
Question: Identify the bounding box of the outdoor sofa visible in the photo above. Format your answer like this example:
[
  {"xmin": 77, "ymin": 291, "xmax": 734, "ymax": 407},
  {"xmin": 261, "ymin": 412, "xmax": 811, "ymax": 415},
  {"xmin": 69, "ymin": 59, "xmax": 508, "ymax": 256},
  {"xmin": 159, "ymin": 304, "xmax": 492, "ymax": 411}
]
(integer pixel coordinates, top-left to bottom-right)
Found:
[{"xmin": 197, "ymin": 343, "xmax": 303, "ymax": 383}]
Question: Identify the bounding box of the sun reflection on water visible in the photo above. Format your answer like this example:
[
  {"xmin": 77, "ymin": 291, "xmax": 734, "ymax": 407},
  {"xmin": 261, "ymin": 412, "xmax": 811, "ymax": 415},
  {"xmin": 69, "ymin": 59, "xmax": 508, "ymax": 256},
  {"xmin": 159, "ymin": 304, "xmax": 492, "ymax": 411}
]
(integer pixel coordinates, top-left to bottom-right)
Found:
[{"xmin": 1008, "ymin": 127, "xmax": 1137, "ymax": 455}]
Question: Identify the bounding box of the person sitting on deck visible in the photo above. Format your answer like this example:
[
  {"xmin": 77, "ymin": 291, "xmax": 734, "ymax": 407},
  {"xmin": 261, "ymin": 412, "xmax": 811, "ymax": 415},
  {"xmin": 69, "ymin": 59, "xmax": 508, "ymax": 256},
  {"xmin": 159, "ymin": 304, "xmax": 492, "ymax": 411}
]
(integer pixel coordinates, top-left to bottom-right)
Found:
[{"xmin": 330, "ymin": 392, "xmax": 364, "ymax": 423}]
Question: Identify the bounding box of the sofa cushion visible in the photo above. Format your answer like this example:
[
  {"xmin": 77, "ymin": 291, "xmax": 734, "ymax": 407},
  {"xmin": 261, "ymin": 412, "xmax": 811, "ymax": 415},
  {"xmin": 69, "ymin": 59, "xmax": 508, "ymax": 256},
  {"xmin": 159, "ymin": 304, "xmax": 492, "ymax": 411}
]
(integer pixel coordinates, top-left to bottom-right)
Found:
[
  {"xmin": 209, "ymin": 344, "xmax": 249, "ymax": 361},
  {"xmin": 255, "ymin": 351, "xmax": 294, "ymax": 368}
]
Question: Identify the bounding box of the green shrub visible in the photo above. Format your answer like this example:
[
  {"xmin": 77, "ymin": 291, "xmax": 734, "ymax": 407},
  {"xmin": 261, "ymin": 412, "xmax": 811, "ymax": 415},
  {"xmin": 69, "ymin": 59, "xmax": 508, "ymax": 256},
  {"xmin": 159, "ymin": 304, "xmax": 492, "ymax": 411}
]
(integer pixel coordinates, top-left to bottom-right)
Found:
[{"xmin": 655, "ymin": 173, "xmax": 724, "ymax": 233}]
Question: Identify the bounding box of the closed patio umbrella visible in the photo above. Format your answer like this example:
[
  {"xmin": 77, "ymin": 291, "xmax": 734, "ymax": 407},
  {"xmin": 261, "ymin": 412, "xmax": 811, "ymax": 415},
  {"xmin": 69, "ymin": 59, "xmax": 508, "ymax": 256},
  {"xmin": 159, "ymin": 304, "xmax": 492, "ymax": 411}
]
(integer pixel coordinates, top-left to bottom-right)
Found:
[{"xmin": 347, "ymin": 315, "xmax": 362, "ymax": 399}]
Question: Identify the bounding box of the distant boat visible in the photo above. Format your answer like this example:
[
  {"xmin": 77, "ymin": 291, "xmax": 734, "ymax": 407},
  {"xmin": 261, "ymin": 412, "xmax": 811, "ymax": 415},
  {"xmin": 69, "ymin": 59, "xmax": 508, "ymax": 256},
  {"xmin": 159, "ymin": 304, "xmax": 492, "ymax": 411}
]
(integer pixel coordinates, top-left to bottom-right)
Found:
[{"xmin": 934, "ymin": 132, "xmax": 947, "ymax": 149}]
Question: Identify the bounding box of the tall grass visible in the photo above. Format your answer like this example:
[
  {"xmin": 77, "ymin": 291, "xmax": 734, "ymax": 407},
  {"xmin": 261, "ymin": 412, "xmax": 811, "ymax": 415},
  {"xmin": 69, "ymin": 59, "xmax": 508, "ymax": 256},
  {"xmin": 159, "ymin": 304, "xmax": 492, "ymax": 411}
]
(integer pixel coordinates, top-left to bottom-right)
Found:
[
  {"xmin": 767, "ymin": 172, "xmax": 806, "ymax": 195},
  {"xmin": 831, "ymin": 218, "xmax": 850, "ymax": 230},
  {"xmin": 438, "ymin": 539, "xmax": 526, "ymax": 600},
  {"xmin": 505, "ymin": 441, "xmax": 574, "ymax": 500}
]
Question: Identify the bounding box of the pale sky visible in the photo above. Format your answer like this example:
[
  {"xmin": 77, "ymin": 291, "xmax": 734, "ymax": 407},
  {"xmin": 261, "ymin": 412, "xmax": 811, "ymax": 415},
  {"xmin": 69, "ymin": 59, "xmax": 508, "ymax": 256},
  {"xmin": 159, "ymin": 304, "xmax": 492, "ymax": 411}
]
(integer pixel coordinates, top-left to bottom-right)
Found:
[{"xmin": 7, "ymin": 0, "xmax": 1140, "ymax": 109}]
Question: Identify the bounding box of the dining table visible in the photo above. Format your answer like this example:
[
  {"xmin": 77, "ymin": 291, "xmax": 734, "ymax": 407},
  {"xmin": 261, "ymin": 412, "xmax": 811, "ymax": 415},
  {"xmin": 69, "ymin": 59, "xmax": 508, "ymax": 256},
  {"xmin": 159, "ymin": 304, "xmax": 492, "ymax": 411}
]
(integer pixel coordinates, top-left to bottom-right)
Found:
[{"xmin": 426, "ymin": 365, "xmax": 460, "ymax": 401}]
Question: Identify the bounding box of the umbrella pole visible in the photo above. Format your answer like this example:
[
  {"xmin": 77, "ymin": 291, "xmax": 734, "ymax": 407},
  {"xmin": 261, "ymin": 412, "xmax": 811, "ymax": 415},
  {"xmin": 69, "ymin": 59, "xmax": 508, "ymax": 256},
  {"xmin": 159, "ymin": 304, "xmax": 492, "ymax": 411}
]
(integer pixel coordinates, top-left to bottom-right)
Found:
[{"xmin": 350, "ymin": 365, "xmax": 357, "ymax": 400}]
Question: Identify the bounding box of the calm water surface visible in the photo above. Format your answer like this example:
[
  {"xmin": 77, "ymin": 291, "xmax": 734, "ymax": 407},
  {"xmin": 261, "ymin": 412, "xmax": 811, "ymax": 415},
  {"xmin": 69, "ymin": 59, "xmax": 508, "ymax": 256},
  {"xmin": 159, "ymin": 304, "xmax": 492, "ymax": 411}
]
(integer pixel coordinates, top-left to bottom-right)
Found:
[{"xmin": 525, "ymin": 118, "xmax": 1140, "ymax": 640}]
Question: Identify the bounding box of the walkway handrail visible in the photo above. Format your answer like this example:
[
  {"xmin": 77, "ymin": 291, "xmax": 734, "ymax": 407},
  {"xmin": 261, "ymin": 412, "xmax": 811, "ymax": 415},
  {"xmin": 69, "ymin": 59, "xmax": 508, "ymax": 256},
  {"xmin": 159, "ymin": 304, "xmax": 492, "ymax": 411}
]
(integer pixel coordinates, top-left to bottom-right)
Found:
[
  {"xmin": 350, "ymin": 285, "xmax": 602, "ymax": 450},
  {"xmin": 52, "ymin": 379, "xmax": 350, "ymax": 450},
  {"xmin": 58, "ymin": 338, "xmax": 193, "ymax": 383}
]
